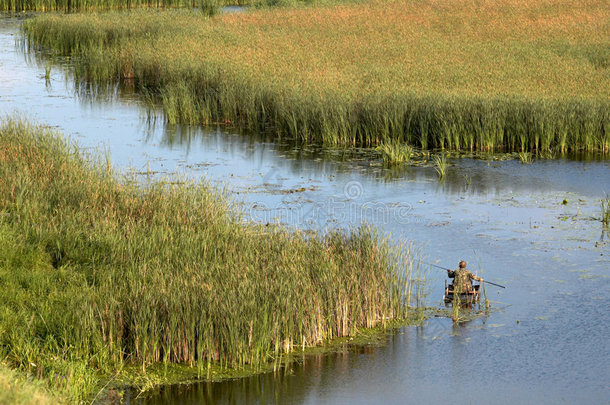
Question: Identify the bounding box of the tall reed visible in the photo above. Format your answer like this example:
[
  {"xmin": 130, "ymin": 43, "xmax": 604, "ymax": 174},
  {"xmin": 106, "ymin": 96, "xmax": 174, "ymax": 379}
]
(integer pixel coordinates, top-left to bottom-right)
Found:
[
  {"xmin": 0, "ymin": 0, "xmax": 339, "ymax": 11},
  {"xmin": 0, "ymin": 117, "xmax": 413, "ymax": 400}
]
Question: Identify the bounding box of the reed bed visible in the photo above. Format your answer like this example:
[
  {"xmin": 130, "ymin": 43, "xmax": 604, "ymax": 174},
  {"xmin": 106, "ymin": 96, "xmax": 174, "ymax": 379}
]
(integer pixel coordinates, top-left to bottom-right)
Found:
[
  {"xmin": 23, "ymin": 0, "xmax": 610, "ymax": 153},
  {"xmin": 0, "ymin": 0, "xmax": 337, "ymax": 12},
  {"xmin": 2, "ymin": 0, "xmax": 200, "ymax": 12},
  {"xmin": 0, "ymin": 117, "xmax": 412, "ymax": 400},
  {"xmin": 0, "ymin": 0, "xmax": 236, "ymax": 12}
]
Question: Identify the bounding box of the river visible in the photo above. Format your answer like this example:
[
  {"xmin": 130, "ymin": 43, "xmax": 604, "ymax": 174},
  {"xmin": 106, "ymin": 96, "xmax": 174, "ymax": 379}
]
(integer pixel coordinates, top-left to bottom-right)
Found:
[{"xmin": 1, "ymin": 15, "xmax": 609, "ymax": 404}]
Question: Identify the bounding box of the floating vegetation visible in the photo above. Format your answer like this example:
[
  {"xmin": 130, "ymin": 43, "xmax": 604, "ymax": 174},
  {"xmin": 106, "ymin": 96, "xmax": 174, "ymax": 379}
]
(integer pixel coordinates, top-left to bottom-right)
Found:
[
  {"xmin": 0, "ymin": 117, "xmax": 414, "ymax": 401},
  {"xmin": 22, "ymin": 0, "xmax": 610, "ymax": 152}
]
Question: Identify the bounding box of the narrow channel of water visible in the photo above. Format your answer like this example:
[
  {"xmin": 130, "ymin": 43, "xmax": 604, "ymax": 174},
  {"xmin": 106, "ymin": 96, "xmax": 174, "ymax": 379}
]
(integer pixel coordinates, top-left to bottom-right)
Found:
[{"xmin": 1, "ymin": 15, "xmax": 609, "ymax": 404}]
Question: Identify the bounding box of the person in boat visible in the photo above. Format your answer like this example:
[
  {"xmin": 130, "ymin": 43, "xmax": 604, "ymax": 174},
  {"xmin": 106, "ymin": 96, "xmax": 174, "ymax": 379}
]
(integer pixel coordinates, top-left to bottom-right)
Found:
[{"xmin": 447, "ymin": 260, "xmax": 483, "ymax": 293}]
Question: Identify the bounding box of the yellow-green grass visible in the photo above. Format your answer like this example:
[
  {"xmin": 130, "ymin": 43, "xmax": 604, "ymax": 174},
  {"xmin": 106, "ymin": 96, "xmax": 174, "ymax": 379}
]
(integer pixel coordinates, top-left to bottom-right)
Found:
[
  {"xmin": 0, "ymin": 117, "xmax": 412, "ymax": 400},
  {"xmin": 0, "ymin": 364, "xmax": 64, "ymax": 405},
  {"xmin": 24, "ymin": 0, "xmax": 610, "ymax": 152}
]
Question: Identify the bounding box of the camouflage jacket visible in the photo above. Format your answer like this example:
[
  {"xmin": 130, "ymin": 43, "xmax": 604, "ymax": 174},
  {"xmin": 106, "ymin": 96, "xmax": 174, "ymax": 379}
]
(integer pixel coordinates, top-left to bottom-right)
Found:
[{"xmin": 448, "ymin": 268, "xmax": 482, "ymax": 292}]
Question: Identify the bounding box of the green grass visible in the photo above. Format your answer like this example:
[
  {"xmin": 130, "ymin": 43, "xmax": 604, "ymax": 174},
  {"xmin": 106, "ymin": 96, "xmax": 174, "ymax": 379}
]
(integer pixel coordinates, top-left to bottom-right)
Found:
[
  {"xmin": 377, "ymin": 141, "xmax": 414, "ymax": 166},
  {"xmin": 23, "ymin": 0, "xmax": 610, "ymax": 153},
  {"xmin": 433, "ymin": 154, "xmax": 447, "ymax": 179},
  {"xmin": 0, "ymin": 117, "xmax": 413, "ymax": 400},
  {"xmin": 518, "ymin": 151, "xmax": 533, "ymax": 164},
  {"xmin": 0, "ymin": 364, "xmax": 64, "ymax": 405}
]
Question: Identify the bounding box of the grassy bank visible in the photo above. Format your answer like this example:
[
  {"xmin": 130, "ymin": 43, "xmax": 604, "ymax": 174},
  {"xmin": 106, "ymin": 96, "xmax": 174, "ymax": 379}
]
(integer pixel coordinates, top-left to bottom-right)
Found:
[
  {"xmin": 23, "ymin": 0, "xmax": 610, "ymax": 153},
  {"xmin": 0, "ymin": 117, "xmax": 412, "ymax": 400}
]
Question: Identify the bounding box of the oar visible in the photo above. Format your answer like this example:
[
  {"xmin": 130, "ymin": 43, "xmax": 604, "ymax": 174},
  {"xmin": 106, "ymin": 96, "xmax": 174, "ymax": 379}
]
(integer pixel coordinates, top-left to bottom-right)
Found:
[
  {"xmin": 423, "ymin": 262, "xmax": 506, "ymax": 288},
  {"xmin": 480, "ymin": 280, "xmax": 505, "ymax": 289}
]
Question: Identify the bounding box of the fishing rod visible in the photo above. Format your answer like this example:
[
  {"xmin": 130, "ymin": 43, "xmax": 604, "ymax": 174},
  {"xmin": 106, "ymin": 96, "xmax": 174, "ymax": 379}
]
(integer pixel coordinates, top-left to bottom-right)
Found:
[{"xmin": 423, "ymin": 262, "xmax": 506, "ymax": 289}]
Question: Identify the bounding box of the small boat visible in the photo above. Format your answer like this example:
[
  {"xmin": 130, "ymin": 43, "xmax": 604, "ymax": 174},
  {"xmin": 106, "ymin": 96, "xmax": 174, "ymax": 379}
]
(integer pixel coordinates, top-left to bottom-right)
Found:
[{"xmin": 443, "ymin": 280, "xmax": 481, "ymax": 304}]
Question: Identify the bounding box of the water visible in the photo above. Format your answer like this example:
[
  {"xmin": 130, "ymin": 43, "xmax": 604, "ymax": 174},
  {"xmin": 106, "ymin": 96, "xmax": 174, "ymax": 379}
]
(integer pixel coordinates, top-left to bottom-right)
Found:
[{"xmin": 2, "ymin": 15, "xmax": 609, "ymax": 404}]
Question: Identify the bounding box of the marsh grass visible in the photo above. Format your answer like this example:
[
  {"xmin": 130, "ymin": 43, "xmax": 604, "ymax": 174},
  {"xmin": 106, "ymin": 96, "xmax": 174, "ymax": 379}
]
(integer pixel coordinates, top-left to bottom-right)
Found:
[
  {"xmin": 451, "ymin": 291, "xmax": 460, "ymax": 322},
  {"xmin": 602, "ymin": 195, "xmax": 610, "ymax": 227},
  {"xmin": 377, "ymin": 142, "xmax": 414, "ymax": 166},
  {"xmin": 23, "ymin": 0, "xmax": 610, "ymax": 153},
  {"xmin": 1, "ymin": 0, "xmax": 220, "ymax": 12},
  {"xmin": 482, "ymin": 283, "xmax": 489, "ymax": 310},
  {"xmin": 433, "ymin": 154, "xmax": 447, "ymax": 179},
  {"xmin": 0, "ymin": 0, "xmax": 349, "ymax": 12},
  {"xmin": 0, "ymin": 117, "xmax": 413, "ymax": 400},
  {"xmin": 518, "ymin": 151, "xmax": 533, "ymax": 164}
]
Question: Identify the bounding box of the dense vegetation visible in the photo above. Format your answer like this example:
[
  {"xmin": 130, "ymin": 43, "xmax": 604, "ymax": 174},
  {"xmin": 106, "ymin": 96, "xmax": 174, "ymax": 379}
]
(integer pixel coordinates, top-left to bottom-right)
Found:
[
  {"xmin": 0, "ymin": 364, "xmax": 61, "ymax": 405},
  {"xmin": 0, "ymin": 0, "xmax": 337, "ymax": 12},
  {"xmin": 23, "ymin": 0, "xmax": 610, "ymax": 153},
  {"xmin": 0, "ymin": 118, "xmax": 411, "ymax": 400}
]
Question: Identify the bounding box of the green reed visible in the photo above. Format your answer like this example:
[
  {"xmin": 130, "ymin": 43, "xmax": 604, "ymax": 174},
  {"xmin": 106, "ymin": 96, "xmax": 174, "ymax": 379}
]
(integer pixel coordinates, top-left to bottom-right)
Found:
[
  {"xmin": 377, "ymin": 141, "xmax": 414, "ymax": 166},
  {"xmin": 433, "ymin": 153, "xmax": 447, "ymax": 179},
  {"xmin": 1, "ymin": 0, "xmax": 218, "ymax": 12},
  {"xmin": 0, "ymin": 117, "xmax": 413, "ymax": 401},
  {"xmin": 518, "ymin": 151, "xmax": 532, "ymax": 164}
]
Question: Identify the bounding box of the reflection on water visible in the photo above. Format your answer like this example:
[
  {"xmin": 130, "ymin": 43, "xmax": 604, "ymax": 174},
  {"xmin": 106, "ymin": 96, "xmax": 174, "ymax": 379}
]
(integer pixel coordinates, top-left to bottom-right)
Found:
[{"xmin": 2, "ymin": 16, "xmax": 610, "ymax": 404}]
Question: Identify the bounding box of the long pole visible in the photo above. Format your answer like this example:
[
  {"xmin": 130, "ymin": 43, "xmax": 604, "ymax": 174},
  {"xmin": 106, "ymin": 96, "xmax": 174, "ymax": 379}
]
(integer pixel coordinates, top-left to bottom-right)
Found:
[{"xmin": 424, "ymin": 262, "xmax": 506, "ymax": 289}]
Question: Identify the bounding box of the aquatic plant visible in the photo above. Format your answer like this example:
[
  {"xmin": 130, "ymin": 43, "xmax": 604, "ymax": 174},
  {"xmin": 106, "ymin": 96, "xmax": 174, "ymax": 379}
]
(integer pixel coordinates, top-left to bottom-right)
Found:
[
  {"xmin": 451, "ymin": 290, "xmax": 460, "ymax": 322},
  {"xmin": 433, "ymin": 154, "xmax": 447, "ymax": 179},
  {"xmin": 0, "ymin": 0, "xmax": 342, "ymax": 11},
  {"xmin": 602, "ymin": 195, "xmax": 610, "ymax": 227},
  {"xmin": 518, "ymin": 151, "xmax": 532, "ymax": 164},
  {"xmin": 22, "ymin": 0, "xmax": 610, "ymax": 153},
  {"xmin": 0, "ymin": 117, "xmax": 413, "ymax": 400},
  {"xmin": 377, "ymin": 141, "xmax": 414, "ymax": 166},
  {"xmin": 1, "ymin": 0, "xmax": 223, "ymax": 12},
  {"xmin": 200, "ymin": 0, "xmax": 221, "ymax": 16}
]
